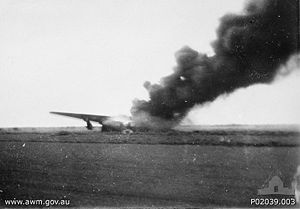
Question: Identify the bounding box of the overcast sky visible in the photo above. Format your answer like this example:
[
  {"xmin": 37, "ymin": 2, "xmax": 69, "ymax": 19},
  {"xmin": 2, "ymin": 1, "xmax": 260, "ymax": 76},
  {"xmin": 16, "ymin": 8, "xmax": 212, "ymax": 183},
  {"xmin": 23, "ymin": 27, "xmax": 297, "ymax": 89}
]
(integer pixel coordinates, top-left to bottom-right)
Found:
[{"xmin": 0, "ymin": 0, "xmax": 299, "ymax": 127}]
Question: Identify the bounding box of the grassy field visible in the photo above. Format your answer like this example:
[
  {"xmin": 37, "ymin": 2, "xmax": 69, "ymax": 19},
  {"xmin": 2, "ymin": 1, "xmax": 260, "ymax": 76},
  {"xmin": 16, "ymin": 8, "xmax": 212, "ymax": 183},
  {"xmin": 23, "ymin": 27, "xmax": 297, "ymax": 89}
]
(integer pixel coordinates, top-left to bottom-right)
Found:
[{"xmin": 0, "ymin": 126, "xmax": 299, "ymax": 208}]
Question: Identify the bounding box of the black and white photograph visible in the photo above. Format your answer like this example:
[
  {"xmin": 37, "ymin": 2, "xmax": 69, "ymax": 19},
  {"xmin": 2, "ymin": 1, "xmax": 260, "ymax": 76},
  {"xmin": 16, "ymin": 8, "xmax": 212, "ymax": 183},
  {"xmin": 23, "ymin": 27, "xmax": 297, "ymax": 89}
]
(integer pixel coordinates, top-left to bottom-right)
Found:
[{"xmin": 0, "ymin": 0, "xmax": 299, "ymax": 208}]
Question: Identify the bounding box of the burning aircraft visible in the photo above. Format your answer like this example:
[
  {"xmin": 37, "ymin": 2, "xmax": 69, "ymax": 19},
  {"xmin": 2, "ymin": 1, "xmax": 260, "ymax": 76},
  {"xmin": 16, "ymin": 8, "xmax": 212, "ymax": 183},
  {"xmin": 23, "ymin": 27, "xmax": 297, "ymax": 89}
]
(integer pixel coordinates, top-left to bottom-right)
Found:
[
  {"xmin": 51, "ymin": 0, "xmax": 299, "ymax": 131},
  {"xmin": 50, "ymin": 111, "xmax": 134, "ymax": 132}
]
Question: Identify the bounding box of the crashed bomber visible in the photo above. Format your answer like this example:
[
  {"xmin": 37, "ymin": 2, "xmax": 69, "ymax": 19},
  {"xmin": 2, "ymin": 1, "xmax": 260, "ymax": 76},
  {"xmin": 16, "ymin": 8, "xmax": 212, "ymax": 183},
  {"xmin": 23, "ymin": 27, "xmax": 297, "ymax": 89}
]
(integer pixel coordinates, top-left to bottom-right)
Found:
[{"xmin": 50, "ymin": 111, "xmax": 135, "ymax": 132}]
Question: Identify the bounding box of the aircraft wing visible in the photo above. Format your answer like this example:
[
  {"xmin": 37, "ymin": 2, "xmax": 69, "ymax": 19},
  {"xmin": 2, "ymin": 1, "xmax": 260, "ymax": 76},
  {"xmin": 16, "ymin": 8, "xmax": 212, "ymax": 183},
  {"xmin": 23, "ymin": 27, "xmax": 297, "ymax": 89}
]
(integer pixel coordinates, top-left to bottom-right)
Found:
[{"xmin": 50, "ymin": 111, "xmax": 110, "ymax": 124}]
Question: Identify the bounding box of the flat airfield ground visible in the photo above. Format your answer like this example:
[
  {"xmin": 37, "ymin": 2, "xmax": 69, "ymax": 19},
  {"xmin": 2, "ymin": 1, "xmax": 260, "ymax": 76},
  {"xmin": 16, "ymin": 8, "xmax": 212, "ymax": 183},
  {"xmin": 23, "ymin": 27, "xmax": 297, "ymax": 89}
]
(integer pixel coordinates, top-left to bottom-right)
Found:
[{"xmin": 0, "ymin": 125, "xmax": 299, "ymax": 208}]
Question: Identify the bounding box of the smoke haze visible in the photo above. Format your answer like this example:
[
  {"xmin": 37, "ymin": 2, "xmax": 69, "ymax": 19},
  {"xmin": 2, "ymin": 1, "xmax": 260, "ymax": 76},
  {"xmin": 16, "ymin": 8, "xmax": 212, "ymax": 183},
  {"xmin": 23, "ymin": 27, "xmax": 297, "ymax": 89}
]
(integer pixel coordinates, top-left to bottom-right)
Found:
[{"xmin": 131, "ymin": 0, "xmax": 299, "ymax": 127}]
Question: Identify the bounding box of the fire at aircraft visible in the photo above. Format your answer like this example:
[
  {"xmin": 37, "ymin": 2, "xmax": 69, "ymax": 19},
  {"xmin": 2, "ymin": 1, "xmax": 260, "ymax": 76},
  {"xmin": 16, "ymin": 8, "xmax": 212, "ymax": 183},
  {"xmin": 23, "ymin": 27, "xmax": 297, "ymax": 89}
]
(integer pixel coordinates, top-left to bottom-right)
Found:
[
  {"xmin": 131, "ymin": 0, "xmax": 299, "ymax": 127},
  {"xmin": 51, "ymin": 0, "xmax": 299, "ymax": 131}
]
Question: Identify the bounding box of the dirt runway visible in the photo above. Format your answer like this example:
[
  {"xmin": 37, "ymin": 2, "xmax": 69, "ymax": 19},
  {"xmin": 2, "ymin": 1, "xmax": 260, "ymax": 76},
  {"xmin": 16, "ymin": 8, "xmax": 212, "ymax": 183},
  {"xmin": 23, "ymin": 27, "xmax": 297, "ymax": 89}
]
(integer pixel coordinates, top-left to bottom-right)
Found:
[{"xmin": 0, "ymin": 128, "xmax": 299, "ymax": 207}]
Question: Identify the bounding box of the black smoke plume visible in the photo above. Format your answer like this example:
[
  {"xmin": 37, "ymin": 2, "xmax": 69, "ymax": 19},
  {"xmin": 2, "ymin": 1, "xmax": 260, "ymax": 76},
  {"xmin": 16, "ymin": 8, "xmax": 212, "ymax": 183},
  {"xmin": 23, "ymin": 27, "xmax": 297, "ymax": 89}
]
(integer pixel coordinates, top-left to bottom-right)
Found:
[{"xmin": 131, "ymin": 0, "xmax": 299, "ymax": 127}]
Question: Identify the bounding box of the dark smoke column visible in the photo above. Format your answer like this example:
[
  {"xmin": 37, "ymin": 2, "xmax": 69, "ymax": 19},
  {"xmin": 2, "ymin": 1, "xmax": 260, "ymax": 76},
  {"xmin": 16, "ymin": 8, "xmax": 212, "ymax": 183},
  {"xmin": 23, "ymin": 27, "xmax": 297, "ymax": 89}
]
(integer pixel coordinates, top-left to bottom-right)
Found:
[{"xmin": 131, "ymin": 0, "xmax": 299, "ymax": 126}]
